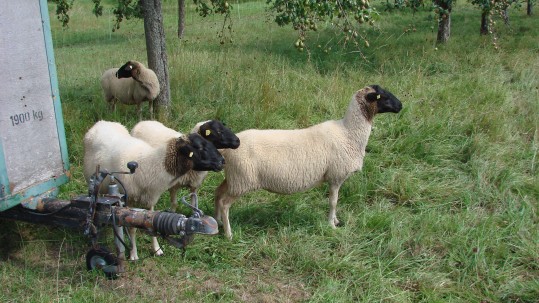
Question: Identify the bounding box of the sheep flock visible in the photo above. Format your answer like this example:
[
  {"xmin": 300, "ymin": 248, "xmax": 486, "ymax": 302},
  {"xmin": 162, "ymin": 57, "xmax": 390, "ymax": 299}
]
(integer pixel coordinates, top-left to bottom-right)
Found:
[{"xmin": 88, "ymin": 69, "xmax": 402, "ymax": 258}]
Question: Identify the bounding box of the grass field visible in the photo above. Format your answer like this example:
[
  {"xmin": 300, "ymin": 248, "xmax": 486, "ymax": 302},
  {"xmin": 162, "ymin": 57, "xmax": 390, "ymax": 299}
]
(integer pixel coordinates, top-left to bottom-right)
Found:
[{"xmin": 1, "ymin": 0, "xmax": 538, "ymax": 302}]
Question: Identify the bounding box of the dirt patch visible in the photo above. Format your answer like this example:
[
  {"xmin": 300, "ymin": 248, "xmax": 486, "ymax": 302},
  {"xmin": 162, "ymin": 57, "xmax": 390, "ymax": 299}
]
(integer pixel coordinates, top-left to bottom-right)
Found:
[{"xmin": 97, "ymin": 259, "xmax": 311, "ymax": 302}]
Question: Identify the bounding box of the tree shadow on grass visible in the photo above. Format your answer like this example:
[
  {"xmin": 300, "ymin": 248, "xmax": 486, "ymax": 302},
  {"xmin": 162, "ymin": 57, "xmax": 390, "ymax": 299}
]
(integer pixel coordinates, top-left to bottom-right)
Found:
[
  {"xmin": 228, "ymin": 195, "xmax": 327, "ymax": 235},
  {"xmin": 53, "ymin": 31, "xmax": 135, "ymax": 49},
  {"xmin": 0, "ymin": 219, "xmax": 21, "ymax": 261},
  {"xmin": 0, "ymin": 220, "xmax": 89, "ymax": 278}
]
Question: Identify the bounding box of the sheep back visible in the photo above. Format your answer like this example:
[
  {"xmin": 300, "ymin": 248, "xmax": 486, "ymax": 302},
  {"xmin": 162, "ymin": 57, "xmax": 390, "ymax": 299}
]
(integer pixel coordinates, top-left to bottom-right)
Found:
[
  {"xmin": 131, "ymin": 120, "xmax": 180, "ymax": 147},
  {"xmin": 221, "ymin": 120, "xmax": 363, "ymax": 197}
]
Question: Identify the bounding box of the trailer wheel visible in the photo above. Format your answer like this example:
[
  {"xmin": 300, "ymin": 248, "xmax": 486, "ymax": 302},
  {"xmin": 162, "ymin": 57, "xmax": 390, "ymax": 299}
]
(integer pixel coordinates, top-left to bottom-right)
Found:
[{"xmin": 86, "ymin": 246, "xmax": 120, "ymax": 279}]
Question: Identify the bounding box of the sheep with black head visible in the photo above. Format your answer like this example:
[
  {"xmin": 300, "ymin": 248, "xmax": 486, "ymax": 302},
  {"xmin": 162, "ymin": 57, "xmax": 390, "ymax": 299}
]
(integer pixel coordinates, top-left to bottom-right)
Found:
[
  {"xmin": 100, "ymin": 60, "xmax": 160, "ymax": 119},
  {"xmin": 214, "ymin": 85, "xmax": 402, "ymax": 239}
]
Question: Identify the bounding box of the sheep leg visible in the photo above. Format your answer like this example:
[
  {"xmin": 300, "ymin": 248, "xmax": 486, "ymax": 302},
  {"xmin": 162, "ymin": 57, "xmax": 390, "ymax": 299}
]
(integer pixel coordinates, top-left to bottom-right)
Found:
[
  {"xmin": 220, "ymin": 196, "xmax": 237, "ymax": 240},
  {"xmin": 149, "ymin": 100, "xmax": 154, "ymax": 120},
  {"xmin": 215, "ymin": 180, "xmax": 237, "ymax": 240},
  {"xmin": 328, "ymin": 183, "xmax": 342, "ymax": 228},
  {"xmin": 214, "ymin": 180, "xmax": 229, "ymax": 224},
  {"xmin": 151, "ymin": 236, "xmax": 164, "ymax": 256},
  {"xmin": 107, "ymin": 99, "xmax": 116, "ymax": 112},
  {"xmin": 137, "ymin": 103, "xmax": 143, "ymax": 121},
  {"xmin": 150, "ymin": 206, "xmax": 164, "ymax": 256},
  {"xmin": 168, "ymin": 186, "xmax": 179, "ymax": 212},
  {"xmin": 128, "ymin": 227, "xmax": 139, "ymax": 261}
]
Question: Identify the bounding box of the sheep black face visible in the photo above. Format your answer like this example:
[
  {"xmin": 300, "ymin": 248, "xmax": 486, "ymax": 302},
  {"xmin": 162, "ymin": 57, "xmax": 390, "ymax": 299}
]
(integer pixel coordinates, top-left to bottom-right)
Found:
[
  {"xmin": 366, "ymin": 85, "xmax": 403, "ymax": 114},
  {"xmin": 182, "ymin": 133, "xmax": 225, "ymax": 172},
  {"xmin": 115, "ymin": 61, "xmax": 137, "ymax": 79},
  {"xmin": 199, "ymin": 120, "xmax": 240, "ymax": 149}
]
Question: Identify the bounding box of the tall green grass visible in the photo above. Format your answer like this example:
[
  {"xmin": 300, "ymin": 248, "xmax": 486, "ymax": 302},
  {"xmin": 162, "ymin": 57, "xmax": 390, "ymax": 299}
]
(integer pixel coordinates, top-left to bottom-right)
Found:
[{"xmin": 1, "ymin": 1, "xmax": 538, "ymax": 302}]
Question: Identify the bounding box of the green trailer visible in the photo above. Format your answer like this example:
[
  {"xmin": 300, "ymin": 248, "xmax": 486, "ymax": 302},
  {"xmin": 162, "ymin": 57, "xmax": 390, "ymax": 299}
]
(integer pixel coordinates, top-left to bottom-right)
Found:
[
  {"xmin": 0, "ymin": 0, "xmax": 217, "ymax": 278},
  {"xmin": 0, "ymin": 0, "xmax": 70, "ymax": 212}
]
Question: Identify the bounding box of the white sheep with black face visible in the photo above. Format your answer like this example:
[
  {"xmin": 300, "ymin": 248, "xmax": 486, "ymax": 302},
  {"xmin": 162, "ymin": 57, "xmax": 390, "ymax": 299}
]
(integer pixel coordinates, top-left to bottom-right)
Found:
[
  {"xmin": 100, "ymin": 60, "xmax": 160, "ymax": 119},
  {"xmin": 130, "ymin": 120, "xmax": 240, "ymax": 212},
  {"xmin": 83, "ymin": 120, "xmax": 225, "ymax": 260},
  {"xmin": 214, "ymin": 85, "xmax": 403, "ymax": 239}
]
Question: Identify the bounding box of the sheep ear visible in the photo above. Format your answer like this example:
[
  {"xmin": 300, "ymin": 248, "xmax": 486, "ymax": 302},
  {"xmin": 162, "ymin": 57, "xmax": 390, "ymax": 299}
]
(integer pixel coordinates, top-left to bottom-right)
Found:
[
  {"xmin": 178, "ymin": 145, "xmax": 192, "ymax": 157},
  {"xmin": 176, "ymin": 138, "xmax": 192, "ymax": 156},
  {"xmin": 366, "ymin": 92, "xmax": 382, "ymax": 103},
  {"xmin": 175, "ymin": 144, "xmax": 194, "ymax": 176}
]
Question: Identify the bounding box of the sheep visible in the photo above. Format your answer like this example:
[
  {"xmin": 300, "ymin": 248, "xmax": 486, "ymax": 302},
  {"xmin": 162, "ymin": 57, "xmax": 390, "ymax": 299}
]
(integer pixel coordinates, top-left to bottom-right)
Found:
[
  {"xmin": 100, "ymin": 60, "xmax": 160, "ymax": 120},
  {"xmin": 214, "ymin": 85, "xmax": 402, "ymax": 239},
  {"xmin": 83, "ymin": 120, "xmax": 225, "ymax": 260},
  {"xmin": 130, "ymin": 120, "xmax": 240, "ymax": 212}
]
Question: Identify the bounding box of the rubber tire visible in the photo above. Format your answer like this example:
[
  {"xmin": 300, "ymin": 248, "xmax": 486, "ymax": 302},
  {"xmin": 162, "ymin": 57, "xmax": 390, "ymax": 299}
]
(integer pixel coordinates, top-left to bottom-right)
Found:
[{"xmin": 86, "ymin": 246, "xmax": 120, "ymax": 279}]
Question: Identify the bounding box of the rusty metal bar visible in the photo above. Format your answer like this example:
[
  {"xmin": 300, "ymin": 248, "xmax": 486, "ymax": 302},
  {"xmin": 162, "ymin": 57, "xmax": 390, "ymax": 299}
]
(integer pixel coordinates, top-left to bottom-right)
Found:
[{"xmin": 0, "ymin": 195, "xmax": 218, "ymax": 237}]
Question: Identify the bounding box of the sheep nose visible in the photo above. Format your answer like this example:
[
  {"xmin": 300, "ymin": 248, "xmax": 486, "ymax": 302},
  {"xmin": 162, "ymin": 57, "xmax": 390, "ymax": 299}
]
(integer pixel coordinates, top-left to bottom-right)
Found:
[
  {"xmin": 232, "ymin": 138, "xmax": 240, "ymax": 149},
  {"xmin": 214, "ymin": 157, "xmax": 225, "ymax": 171}
]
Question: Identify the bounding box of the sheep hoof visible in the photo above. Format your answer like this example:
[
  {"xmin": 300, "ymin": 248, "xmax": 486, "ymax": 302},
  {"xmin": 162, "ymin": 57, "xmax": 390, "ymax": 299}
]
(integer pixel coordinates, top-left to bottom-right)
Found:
[
  {"xmin": 155, "ymin": 248, "xmax": 164, "ymax": 256},
  {"xmin": 329, "ymin": 218, "xmax": 341, "ymax": 228},
  {"xmin": 128, "ymin": 255, "xmax": 139, "ymax": 261}
]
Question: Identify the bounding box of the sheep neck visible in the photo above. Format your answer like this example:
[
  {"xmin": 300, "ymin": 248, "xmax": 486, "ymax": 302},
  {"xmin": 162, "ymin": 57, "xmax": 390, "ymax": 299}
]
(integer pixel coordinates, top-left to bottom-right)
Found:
[
  {"xmin": 164, "ymin": 138, "xmax": 191, "ymax": 177},
  {"xmin": 343, "ymin": 90, "xmax": 376, "ymax": 128},
  {"xmin": 342, "ymin": 90, "xmax": 374, "ymax": 141},
  {"xmin": 132, "ymin": 66, "xmax": 159, "ymax": 95}
]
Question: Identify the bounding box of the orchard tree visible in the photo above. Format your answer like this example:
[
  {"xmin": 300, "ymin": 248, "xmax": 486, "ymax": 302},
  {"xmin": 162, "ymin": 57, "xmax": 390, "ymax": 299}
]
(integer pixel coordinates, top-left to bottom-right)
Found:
[
  {"xmin": 142, "ymin": 0, "xmax": 171, "ymax": 118},
  {"xmin": 267, "ymin": 0, "xmax": 378, "ymax": 52},
  {"xmin": 54, "ymin": 0, "xmax": 381, "ymax": 113},
  {"xmin": 382, "ymin": 0, "xmax": 452, "ymax": 43},
  {"xmin": 178, "ymin": 0, "xmax": 186, "ymax": 38},
  {"xmin": 433, "ymin": 0, "xmax": 452, "ymax": 42},
  {"xmin": 470, "ymin": 0, "xmax": 518, "ymax": 49},
  {"xmin": 55, "ymin": 0, "xmax": 382, "ymax": 61},
  {"xmin": 472, "ymin": 0, "xmax": 497, "ymax": 34},
  {"xmin": 55, "ymin": 0, "xmax": 171, "ymax": 117}
]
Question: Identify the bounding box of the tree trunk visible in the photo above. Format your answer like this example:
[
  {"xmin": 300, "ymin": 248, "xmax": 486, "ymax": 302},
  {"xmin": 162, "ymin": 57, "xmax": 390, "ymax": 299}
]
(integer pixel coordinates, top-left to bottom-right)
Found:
[
  {"xmin": 527, "ymin": 0, "xmax": 533, "ymax": 15},
  {"xmin": 178, "ymin": 0, "xmax": 185, "ymax": 38},
  {"xmin": 480, "ymin": 11, "xmax": 489, "ymax": 35},
  {"xmin": 437, "ymin": 12, "xmax": 451, "ymax": 43},
  {"xmin": 142, "ymin": 0, "xmax": 171, "ymax": 118},
  {"xmin": 501, "ymin": 8, "xmax": 510, "ymax": 25}
]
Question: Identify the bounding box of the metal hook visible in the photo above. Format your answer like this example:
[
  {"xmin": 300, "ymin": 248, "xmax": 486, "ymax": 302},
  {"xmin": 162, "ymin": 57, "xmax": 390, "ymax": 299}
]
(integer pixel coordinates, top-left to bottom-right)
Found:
[{"xmin": 180, "ymin": 193, "xmax": 203, "ymax": 218}]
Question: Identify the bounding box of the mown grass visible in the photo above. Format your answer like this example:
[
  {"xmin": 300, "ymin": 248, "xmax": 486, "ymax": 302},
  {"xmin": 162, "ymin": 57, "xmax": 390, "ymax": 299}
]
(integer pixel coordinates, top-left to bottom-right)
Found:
[{"xmin": 1, "ymin": 0, "xmax": 538, "ymax": 302}]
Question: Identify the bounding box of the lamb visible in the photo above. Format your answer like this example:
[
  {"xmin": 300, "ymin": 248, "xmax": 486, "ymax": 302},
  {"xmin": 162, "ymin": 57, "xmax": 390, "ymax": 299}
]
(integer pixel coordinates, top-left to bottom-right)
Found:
[
  {"xmin": 100, "ymin": 60, "xmax": 160, "ymax": 120},
  {"xmin": 83, "ymin": 120, "xmax": 225, "ymax": 260},
  {"xmin": 130, "ymin": 120, "xmax": 240, "ymax": 212},
  {"xmin": 214, "ymin": 85, "xmax": 402, "ymax": 239}
]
